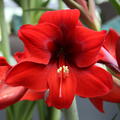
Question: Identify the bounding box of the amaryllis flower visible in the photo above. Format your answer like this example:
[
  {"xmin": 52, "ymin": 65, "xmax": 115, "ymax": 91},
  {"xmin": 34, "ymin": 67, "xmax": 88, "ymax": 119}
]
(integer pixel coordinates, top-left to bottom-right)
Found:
[
  {"xmin": 0, "ymin": 57, "xmax": 44, "ymax": 109},
  {"xmin": 89, "ymin": 29, "xmax": 120, "ymax": 112},
  {"xmin": 5, "ymin": 9, "xmax": 113, "ymax": 109}
]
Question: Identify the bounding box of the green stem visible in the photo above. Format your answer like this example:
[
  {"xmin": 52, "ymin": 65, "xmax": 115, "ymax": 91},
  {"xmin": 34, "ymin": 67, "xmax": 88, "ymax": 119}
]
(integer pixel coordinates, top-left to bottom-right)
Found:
[
  {"xmin": 29, "ymin": 0, "xmax": 36, "ymax": 24},
  {"xmin": 37, "ymin": 100, "xmax": 46, "ymax": 120},
  {"xmin": 58, "ymin": 0, "xmax": 63, "ymax": 9},
  {"xmin": 6, "ymin": 107, "xmax": 14, "ymax": 120},
  {"xmin": 20, "ymin": 0, "xmax": 31, "ymax": 24},
  {"xmin": 63, "ymin": 98, "xmax": 79, "ymax": 120},
  {"xmin": 0, "ymin": 0, "xmax": 11, "ymax": 62},
  {"xmin": 50, "ymin": 108, "xmax": 61, "ymax": 120},
  {"xmin": 21, "ymin": 102, "xmax": 36, "ymax": 120}
]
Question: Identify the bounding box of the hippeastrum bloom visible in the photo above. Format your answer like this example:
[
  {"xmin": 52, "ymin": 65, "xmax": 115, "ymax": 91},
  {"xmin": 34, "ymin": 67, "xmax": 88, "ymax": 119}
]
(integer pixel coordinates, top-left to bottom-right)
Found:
[
  {"xmin": 0, "ymin": 57, "xmax": 44, "ymax": 109},
  {"xmin": 89, "ymin": 29, "xmax": 120, "ymax": 112},
  {"xmin": 5, "ymin": 9, "xmax": 113, "ymax": 109}
]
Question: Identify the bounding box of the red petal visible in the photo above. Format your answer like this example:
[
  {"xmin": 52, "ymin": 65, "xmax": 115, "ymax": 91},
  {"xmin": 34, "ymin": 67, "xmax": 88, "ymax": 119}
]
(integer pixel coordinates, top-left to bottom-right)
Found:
[
  {"xmin": 73, "ymin": 65, "xmax": 113, "ymax": 97},
  {"xmin": 0, "ymin": 57, "xmax": 11, "ymax": 67},
  {"xmin": 21, "ymin": 89, "xmax": 44, "ymax": 101},
  {"xmin": 0, "ymin": 85, "xmax": 27, "ymax": 109},
  {"xmin": 46, "ymin": 63, "xmax": 76, "ymax": 109},
  {"xmin": 0, "ymin": 58, "xmax": 27, "ymax": 109},
  {"xmin": 90, "ymin": 78, "xmax": 120, "ymax": 108},
  {"xmin": 39, "ymin": 9, "xmax": 80, "ymax": 31},
  {"xmin": 67, "ymin": 26, "xmax": 106, "ymax": 68},
  {"xmin": 89, "ymin": 98, "xmax": 104, "ymax": 112},
  {"xmin": 6, "ymin": 61, "xmax": 48, "ymax": 91},
  {"xmin": 18, "ymin": 23, "xmax": 62, "ymax": 64},
  {"xmin": 98, "ymin": 30, "xmax": 120, "ymax": 71},
  {"xmin": 116, "ymin": 37, "xmax": 120, "ymax": 68},
  {"xmin": 14, "ymin": 51, "xmax": 27, "ymax": 63},
  {"xmin": 99, "ymin": 47, "xmax": 118, "ymax": 68},
  {"xmin": 99, "ymin": 78, "xmax": 120, "ymax": 102},
  {"xmin": 0, "ymin": 57, "xmax": 12, "ymax": 83},
  {"xmin": 98, "ymin": 30, "xmax": 120, "ymax": 73},
  {"xmin": 104, "ymin": 29, "xmax": 119, "ymax": 58}
]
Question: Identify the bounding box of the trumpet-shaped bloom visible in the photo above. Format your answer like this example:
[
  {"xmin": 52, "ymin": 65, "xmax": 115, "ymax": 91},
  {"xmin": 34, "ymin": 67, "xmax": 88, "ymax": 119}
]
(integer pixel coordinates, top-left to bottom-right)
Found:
[{"xmin": 6, "ymin": 9, "xmax": 113, "ymax": 109}]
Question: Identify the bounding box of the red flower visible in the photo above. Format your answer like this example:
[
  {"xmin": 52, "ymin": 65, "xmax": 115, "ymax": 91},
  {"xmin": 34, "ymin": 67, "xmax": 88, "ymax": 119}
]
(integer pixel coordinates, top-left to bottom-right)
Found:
[
  {"xmin": 0, "ymin": 57, "xmax": 44, "ymax": 109},
  {"xmin": 89, "ymin": 29, "xmax": 120, "ymax": 112},
  {"xmin": 5, "ymin": 9, "xmax": 113, "ymax": 109}
]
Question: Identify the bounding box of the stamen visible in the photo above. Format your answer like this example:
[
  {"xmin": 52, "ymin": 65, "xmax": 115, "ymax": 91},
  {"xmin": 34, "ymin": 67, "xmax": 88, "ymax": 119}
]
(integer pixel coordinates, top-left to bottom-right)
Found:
[
  {"xmin": 63, "ymin": 65, "xmax": 69, "ymax": 73},
  {"xmin": 57, "ymin": 65, "xmax": 69, "ymax": 98},
  {"xmin": 57, "ymin": 67, "xmax": 62, "ymax": 73},
  {"xmin": 57, "ymin": 65, "xmax": 69, "ymax": 74}
]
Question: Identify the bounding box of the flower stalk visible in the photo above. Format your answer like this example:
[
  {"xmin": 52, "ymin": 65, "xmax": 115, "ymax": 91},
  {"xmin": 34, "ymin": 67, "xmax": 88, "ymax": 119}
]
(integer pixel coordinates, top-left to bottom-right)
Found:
[
  {"xmin": 6, "ymin": 107, "xmax": 14, "ymax": 120},
  {"xmin": 37, "ymin": 100, "xmax": 46, "ymax": 120},
  {"xmin": 58, "ymin": 0, "xmax": 63, "ymax": 9},
  {"xmin": 0, "ymin": 0, "xmax": 11, "ymax": 62},
  {"xmin": 50, "ymin": 108, "xmax": 61, "ymax": 120},
  {"xmin": 20, "ymin": 0, "xmax": 31, "ymax": 24},
  {"xmin": 63, "ymin": 98, "xmax": 79, "ymax": 120}
]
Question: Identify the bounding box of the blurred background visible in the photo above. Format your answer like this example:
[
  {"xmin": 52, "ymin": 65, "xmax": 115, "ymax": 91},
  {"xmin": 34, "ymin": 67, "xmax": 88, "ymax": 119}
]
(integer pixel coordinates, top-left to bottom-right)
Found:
[{"xmin": 0, "ymin": 0, "xmax": 120, "ymax": 120}]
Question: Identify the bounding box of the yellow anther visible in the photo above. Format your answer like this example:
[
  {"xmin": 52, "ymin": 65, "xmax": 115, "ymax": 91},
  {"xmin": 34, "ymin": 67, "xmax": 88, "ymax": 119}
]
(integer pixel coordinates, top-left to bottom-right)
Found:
[
  {"xmin": 57, "ymin": 67, "xmax": 62, "ymax": 73},
  {"xmin": 57, "ymin": 65, "xmax": 69, "ymax": 73},
  {"xmin": 63, "ymin": 66, "xmax": 69, "ymax": 73}
]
